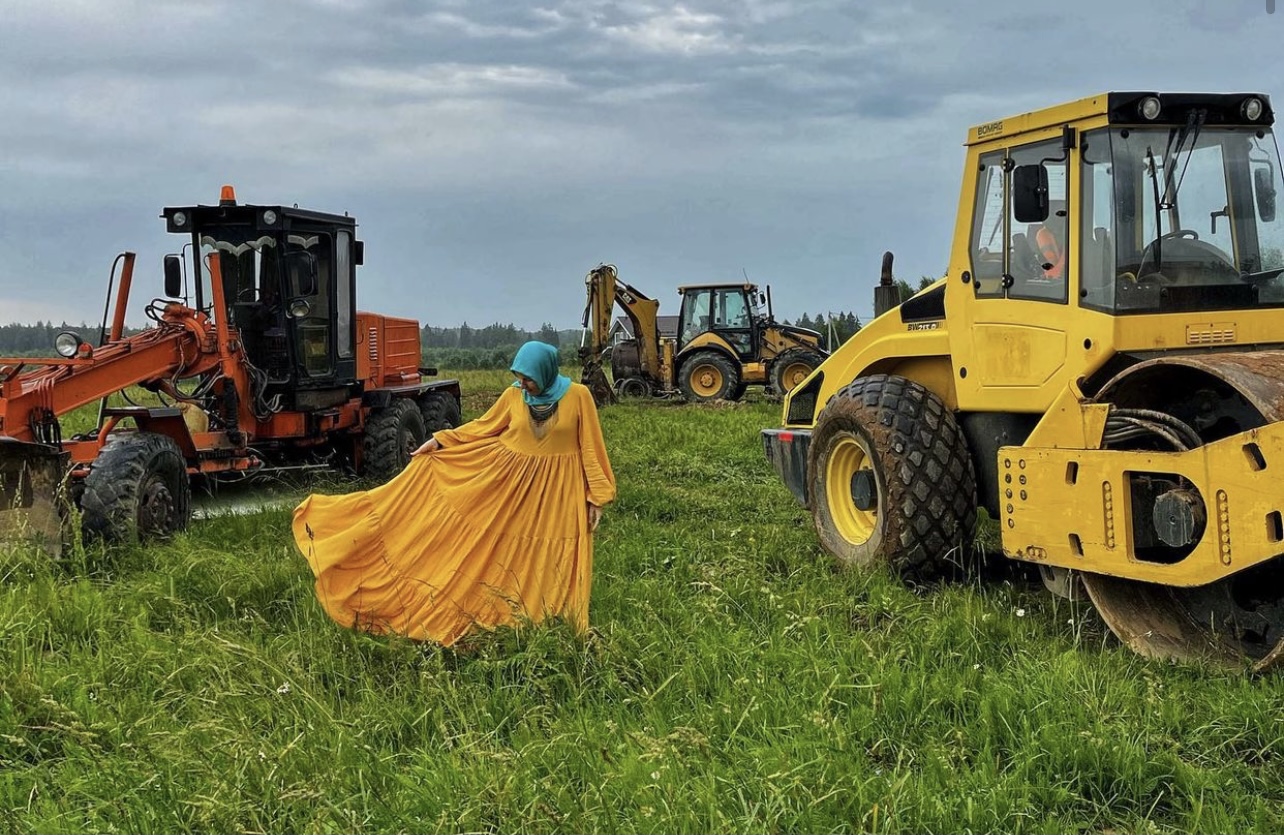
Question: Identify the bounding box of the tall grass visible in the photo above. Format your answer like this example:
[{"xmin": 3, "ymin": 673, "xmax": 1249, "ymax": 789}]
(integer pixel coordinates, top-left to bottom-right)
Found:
[{"xmin": 1, "ymin": 370, "xmax": 1282, "ymax": 833}]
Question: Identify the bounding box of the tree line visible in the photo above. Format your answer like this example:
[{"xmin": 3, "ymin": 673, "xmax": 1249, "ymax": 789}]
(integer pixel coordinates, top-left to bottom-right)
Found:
[
  {"xmin": 783, "ymin": 278, "xmax": 937, "ymax": 349},
  {"xmin": 0, "ymin": 322, "xmax": 146, "ymax": 356},
  {"xmin": 3, "ymin": 280, "xmax": 939, "ymax": 367}
]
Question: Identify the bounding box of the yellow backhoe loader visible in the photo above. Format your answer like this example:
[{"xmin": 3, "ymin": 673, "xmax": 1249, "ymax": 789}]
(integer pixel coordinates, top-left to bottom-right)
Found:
[
  {"xmin": 580, "ymin": 264, "xmax": 826, "ymax": 405},
  {"xmin": 763, "ymin": 91, "xmax": 1284, "ymax": 672}
]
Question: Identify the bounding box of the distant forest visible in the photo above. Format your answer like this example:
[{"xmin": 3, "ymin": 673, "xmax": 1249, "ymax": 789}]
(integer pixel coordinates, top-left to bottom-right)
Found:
[{"xmin": 1, "ymin": 278, "xmax": 933, "ymax": 368}]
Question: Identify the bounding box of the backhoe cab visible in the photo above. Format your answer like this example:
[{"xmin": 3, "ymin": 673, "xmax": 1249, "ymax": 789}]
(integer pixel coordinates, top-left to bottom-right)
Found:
[
  {"xmin": 579, "ymin": 264, "xmax": 826, "ymax": 405},
  {"xmin": 764, "ymin": 92, "xmax": 1284, "ymax": 671}
]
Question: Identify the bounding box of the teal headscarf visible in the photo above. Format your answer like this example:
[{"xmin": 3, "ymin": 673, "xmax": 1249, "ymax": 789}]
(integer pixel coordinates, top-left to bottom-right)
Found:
[{"xmin": 510, "ymin": 341, "xmax": 572, "ymax": 406}]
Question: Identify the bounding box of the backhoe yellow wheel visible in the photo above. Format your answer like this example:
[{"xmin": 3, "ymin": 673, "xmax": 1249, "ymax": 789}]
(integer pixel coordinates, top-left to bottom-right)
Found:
[
  {"xmin": 807, "ymin": 374, "xmax": 977, "ymax": 583},
  {"xmin": 771, "ymin": 348, "xmax": 825, "ymax": 396},
  {"xmin": 679, "ymin": 351, "xmax": 739, "ymax": 402}
]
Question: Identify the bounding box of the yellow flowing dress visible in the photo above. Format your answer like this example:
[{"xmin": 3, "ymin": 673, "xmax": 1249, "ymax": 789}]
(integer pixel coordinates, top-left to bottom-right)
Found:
[{"xmin": 292, "ymin": 382, "xmax": 616, "ymax": 646}]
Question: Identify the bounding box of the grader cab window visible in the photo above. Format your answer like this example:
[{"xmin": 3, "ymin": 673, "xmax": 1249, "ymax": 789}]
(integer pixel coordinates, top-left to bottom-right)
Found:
[
  {"xmin": 199, "ymin": 232, "xmax": 280, "ymax": 315},
  {"xmin": 287, "ymin": 233, "xmax": 334, "ymax": 377}
]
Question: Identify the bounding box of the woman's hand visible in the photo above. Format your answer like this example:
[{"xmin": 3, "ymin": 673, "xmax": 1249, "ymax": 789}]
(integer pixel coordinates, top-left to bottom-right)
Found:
[
  {"xmin": 411, "ymin": 437, "xmax": 441, "ymax": 456},
  {"xmin": 587, "ymin": 503, "xmax": 602, "ymax": 532}
]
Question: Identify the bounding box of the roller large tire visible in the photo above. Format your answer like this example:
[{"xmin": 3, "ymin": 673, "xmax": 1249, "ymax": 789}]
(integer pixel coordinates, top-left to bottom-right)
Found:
[
  {"xmin": 680, "ymin": 351, "xmax": 740, "ymax": 402},
  {"xmin": 807, "ymin": 374, "xmax": 977, "ymax": 583},
  {"xmin": 80, "ymin": 432, "xmax": 191, "ymax": 543},
  {"xmin": 772, "ymin": 348, "xmax": 825, "ymax": 396},
  {"xmin": 417, "ymin": 390, "xmax": 462, "ymax": 435},
  {"xmin": 362, "ymin": 399, "xmax": 426, "ymax": 482}
]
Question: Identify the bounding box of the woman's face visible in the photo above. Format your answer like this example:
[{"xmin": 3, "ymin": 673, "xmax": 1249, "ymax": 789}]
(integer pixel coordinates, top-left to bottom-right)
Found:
[{"xmin": 515, "ymin": 373, "xmax": 542, "ymax": 395}]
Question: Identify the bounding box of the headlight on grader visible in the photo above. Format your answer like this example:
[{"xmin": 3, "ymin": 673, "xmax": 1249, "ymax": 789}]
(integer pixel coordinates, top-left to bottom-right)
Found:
[
  {"xmin": 54, "ymin": 331, "xmax": 83, "ymax": 358},
  {"xmin": 1243, "ymin": 96, "xmax": 1265, "ymax": 122}
]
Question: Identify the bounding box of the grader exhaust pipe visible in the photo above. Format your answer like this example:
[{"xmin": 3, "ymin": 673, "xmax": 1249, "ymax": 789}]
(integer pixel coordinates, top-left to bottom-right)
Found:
[{"xmin": 0, "ymin": 439, "xmax": 71, "ymax": 558}]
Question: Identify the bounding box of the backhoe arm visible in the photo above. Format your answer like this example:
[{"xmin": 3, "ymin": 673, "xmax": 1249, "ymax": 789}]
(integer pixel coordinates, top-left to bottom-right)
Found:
[{"xmin": 579, "ymin": 264, "xmax": 666, "ymax": 405}]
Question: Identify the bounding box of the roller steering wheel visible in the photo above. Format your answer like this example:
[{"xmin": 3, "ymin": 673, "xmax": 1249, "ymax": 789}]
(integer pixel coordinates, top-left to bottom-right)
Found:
[{"xmin": 1159, "ymin": 229, "xmax": 1200, "ymax": 242}]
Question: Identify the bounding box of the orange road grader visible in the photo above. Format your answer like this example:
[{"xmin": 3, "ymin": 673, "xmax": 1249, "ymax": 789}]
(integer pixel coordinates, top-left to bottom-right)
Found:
[{"xmin": 0, "ymin": 186, "xmax": 461, "ymax": 551}]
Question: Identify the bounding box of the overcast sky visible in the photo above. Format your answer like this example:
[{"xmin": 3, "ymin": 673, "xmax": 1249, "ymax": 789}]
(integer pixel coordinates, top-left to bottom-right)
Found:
[{"xmin": 0, "ymin": 0, "xmax": 1279, "ymax": 332}]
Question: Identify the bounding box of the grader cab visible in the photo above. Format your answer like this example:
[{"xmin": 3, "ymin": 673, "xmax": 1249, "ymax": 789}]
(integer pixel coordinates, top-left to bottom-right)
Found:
[
  {"xmin": 0, "ymin": 186, "xmax": 461, "ymax": 550},
  {"xmin": 763, "ymin": 92, "xmax": 1284, "ymax": 671}
]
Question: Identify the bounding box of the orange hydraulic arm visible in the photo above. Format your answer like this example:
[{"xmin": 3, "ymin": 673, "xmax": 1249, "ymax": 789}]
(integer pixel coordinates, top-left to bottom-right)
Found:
[{"xmin": 0, "ymin": 253, "xmax": 239, "ymax": 448}]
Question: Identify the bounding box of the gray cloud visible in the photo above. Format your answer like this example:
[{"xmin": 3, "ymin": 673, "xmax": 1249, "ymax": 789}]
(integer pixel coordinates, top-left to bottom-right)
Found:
[{"xmin": 0, "ymin": 0, "xmax": 1278, "ymax": 331}]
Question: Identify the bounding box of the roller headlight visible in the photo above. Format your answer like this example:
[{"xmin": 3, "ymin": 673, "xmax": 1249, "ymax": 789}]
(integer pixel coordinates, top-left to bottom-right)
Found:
[
  {"xmin": 1242, "ymin": 96, "xmax": 1265, "ymax": 122},
  {"xmin": 1138, "ymin": 96, "xmax": 1162, "ymax": 121},
  {"xmin": 262, "ymin": 209, "xmax": 278, "ymax": 225},
  {"xmin": 288, "ymin": 299, "xmax": 311, "ymax": 319},
  {"xmin": 171, "ymin": 210, "xmax": 187, "ymax": 228}
]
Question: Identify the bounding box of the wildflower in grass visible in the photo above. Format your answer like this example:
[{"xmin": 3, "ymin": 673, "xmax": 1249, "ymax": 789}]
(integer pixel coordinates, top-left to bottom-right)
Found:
[
  {"xmin": 1016, "ymin": 607, "xmax": 1026, "ymax": 617},
  {"xmin": 276, "ymin": 682, "xmax": 291, "ymax": 695}
]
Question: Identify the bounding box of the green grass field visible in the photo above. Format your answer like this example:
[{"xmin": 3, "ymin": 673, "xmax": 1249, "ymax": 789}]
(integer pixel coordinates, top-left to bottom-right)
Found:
[{"xmin": 2, "ymin": 370, "xmax": 1283, "ymax": 833}]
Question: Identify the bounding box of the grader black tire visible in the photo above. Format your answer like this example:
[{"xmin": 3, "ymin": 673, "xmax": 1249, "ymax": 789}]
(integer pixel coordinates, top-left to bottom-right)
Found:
[
  {"xmin": 807, "ymin": 374, "xmax": 977, "ymax": 584},
  {"xmin": 771, "ymin": 348, "xmax": 825, "ymax": 396},
  {"xmin": 417, "ymin": 390, "xmax": 462, "ymax": 435},
  {"xmin": 362, "ymin": 399, "xmax": 426, "ymax": 482},
  {"xmin": 80, "ymin": 432, "xmax": 191, "ymax": 543},
  {"xmin": 680, "ymin": 351, "xmax": 739, "ymax": 402}
]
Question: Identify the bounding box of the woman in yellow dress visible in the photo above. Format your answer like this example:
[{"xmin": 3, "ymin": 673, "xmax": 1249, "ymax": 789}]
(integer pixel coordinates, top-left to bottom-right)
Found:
[{"xmin": 292, "ymin": 341, "xmax": 617, "ymax": 646}]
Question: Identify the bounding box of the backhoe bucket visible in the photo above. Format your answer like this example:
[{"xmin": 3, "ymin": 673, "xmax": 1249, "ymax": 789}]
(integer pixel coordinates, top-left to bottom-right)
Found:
[
  {"xmin": 0, "ymin": 439, "xmax": 71, "ymax": 558},
  {"xmin": 580, "ymin": 356, "xmax": 616, "ymax": 408}
]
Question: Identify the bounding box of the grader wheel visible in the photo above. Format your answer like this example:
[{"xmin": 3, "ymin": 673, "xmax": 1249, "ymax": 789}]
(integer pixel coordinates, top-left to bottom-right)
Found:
[
  {"xmin": 362, "ymin": 399, "xmax": 426, "ymax": 482},
  {"xmin": 80, "ymin": 432, "xmax": 191, "ymax": 543},
  {"xmin": 417, "ymin": 390, "xmax": 462, "ymax": 434},
  {"xmin": 807, "ymin": 374, "xmax": 976, "ymax": 583}
]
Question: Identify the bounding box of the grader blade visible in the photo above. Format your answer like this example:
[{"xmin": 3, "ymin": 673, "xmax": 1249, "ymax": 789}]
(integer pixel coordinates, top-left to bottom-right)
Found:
[{"xmin": 0, "ymin": 439, "xmax": 71, "ymax": 558}]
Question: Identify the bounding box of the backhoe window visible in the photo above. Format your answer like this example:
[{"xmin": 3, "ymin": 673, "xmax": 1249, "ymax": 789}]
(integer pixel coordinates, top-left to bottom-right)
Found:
[
  {"xmin": 1106, "ymin": 126, "xmax": 1284, "ymax": 313},
  {"xmin": 713, "ymin": 289, "xmax": 753, "ymax": 355},
  {"xmin": 680, "ymin": 289, "xmax": 712, "ymax": 346}
]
